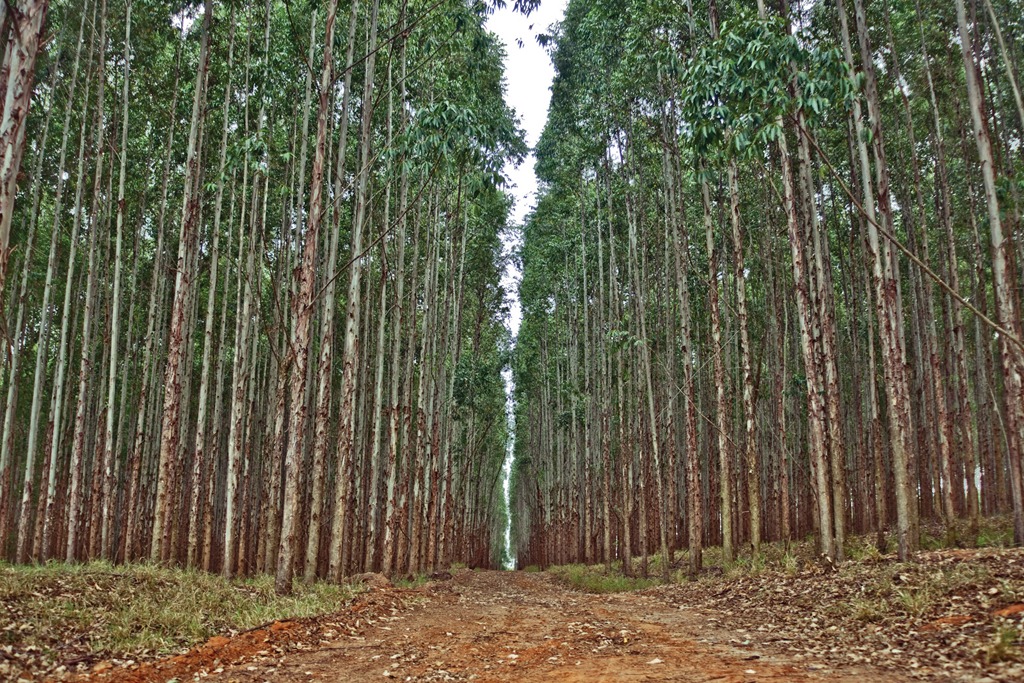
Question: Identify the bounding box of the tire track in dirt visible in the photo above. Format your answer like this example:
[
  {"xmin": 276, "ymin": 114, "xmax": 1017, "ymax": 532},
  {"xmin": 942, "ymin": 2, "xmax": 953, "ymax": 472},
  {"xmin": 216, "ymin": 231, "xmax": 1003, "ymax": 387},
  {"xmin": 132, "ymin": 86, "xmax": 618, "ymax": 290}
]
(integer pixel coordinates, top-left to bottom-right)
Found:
[{"xmin": 76, "ymin": 570, "xmax": 893, "ymax": 682}]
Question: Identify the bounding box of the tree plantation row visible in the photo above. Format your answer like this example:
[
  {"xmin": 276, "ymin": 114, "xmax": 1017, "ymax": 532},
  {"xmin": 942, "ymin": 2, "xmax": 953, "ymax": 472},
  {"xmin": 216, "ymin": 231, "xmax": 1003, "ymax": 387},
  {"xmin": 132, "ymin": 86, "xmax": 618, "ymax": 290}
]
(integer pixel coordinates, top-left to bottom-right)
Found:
[
  {"xmin": 5, "ymin": 0, "xmax": 1024, "ymax": 598},
  {"xmin": 510, "ymin": 0, "xmax": 1024, "ymax": 576},
  {"xmin": 0, "ymin": 0, "xmax": 533, "ymax": 593}
]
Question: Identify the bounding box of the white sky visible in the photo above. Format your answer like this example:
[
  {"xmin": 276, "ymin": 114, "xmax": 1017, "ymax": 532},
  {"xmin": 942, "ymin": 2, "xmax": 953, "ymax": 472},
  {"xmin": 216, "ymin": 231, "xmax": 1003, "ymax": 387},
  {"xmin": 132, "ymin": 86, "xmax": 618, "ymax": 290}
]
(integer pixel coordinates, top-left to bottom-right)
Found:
[{"xmin": 487, "ymin": 0, "xmax": 568, "ymax": 338}]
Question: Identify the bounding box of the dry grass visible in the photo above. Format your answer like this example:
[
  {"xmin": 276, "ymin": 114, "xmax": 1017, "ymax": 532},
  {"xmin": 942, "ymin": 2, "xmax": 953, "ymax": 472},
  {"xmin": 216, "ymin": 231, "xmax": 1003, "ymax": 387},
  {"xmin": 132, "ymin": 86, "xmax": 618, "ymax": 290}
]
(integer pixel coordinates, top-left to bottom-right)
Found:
[{"xmin": 0, "ymin": 560, "xmax": 354, "ymax": 679}]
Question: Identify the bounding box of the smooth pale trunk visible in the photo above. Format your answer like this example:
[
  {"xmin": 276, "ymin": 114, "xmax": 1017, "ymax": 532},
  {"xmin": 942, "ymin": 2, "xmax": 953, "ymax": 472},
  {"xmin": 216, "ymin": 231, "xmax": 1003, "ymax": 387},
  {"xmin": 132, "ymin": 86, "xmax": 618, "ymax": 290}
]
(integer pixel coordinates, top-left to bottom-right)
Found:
[
  {"xmin": 122, "ymin": 42, "xmax": 181, "ymax": 560},
  {"xmin": 188, "ymin": 15, "xmax": 235, "ymax": 568},
  {"xmin": 67, "ymin": 1, "xmax": 108, "ymax": 561},
  {"xmin": 330, "ymin": 0, "xmax": 380, "ymax": 582},
  {"xmin": 915, "ymin": 1, "xmax": 980, "ymax": 535},
  {"xmin": 275, "ymin": 0, "xmax": 338, "ymax": 595},
  {"xmin": 5, "ymin": 38, "xmax": 63, "ymax": 558},
  {"xmin": 151, "ymin": 0, "xmax": 212, "ymax": 563},
  {"xmin": 50, "ymin": 14, "xmax": 102, "ymax": 565},
  {"xmin": 365, "ymin": 229, "xmax": 390, "ymax": 571},
  {"xmin": 850, "ymin": 0, "xmax": 916, "ymax": 558},
  {"xmin": 306, "ymin": 0, "xmax": 360, "ymax": 582},
  {"xmin": 224, "ymin": 16, "xmax": 263, "ymax": 576},
  {"xmin": 621, "ymin": 148, "xmax": 670, "ymax": 579},
  {"xmin": 955, "ymin": 0, "xmax": 1024, "ymax": 544},
  {"xmin": 727, "ymin": 161, "xmax": 760, "ymax": 555},
  {"xmin": 99, "ymin": 0, "xmax": 131, "ymax": 559},
  {"xmin": 381, "ymin": 54, "xmax": 409, "ymax": 578},
  {"xmin": 794, "ymin": 107, "xmax": 845, "ymax": 560},
  {"xmin": 700, "ymin": 174, "xmax": 734, "ymax": 562},
  {"xmin": 0, "ymin": 0, "xmax": 49, "ymax": 298},
  {"xmin": 778, "ymin": 131, "xmax": 834, "ymax": 562}
]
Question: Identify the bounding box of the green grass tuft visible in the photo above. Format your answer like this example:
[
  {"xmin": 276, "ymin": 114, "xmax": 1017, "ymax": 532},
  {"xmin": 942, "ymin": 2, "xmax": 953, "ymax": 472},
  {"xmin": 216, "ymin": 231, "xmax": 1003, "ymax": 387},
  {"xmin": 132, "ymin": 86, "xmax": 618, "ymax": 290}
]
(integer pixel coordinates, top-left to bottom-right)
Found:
[
  {"xmin": 985, "ymin": 625, "xmax": 1023, "ymax": 664},
  {"xmin": 393, "ymin": 574, "xmax": 430, "ymax": 588},
  {"xmin": 547, "ymin": 563, "xmax": 659, "ymax": 593}
]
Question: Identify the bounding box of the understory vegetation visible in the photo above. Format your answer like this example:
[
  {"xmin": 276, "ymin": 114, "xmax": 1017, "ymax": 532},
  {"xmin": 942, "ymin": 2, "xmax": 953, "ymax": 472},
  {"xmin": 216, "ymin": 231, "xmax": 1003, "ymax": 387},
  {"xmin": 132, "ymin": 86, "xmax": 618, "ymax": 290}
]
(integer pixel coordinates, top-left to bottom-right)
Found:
[{"xmin": 0, "ymin": 561, "xmax": 353, "ymax": 678}]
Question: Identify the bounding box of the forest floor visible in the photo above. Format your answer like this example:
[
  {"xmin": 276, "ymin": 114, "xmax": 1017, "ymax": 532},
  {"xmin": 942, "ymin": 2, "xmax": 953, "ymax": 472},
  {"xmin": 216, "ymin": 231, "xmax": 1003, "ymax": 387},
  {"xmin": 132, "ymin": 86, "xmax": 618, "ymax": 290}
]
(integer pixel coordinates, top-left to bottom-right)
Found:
[
  {"xmin": 645, "ymin": 546, "xmax": 1024, "ymax": 682},
  {"xmin": 56, "ymin": 569, "xmax": 887, "ymax": 683},
  {"xmin": 5, "ymin": 525, "xmax": 1024, "ymax": 682}
]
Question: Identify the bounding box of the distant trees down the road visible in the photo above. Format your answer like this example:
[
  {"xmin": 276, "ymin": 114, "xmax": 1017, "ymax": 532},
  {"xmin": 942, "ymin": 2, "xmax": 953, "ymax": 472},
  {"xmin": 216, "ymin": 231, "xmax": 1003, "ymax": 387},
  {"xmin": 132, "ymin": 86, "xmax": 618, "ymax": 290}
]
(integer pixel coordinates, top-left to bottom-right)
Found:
[{"xmin": 0, "ymin": 0, "xmax": 527, "ymax": 592}]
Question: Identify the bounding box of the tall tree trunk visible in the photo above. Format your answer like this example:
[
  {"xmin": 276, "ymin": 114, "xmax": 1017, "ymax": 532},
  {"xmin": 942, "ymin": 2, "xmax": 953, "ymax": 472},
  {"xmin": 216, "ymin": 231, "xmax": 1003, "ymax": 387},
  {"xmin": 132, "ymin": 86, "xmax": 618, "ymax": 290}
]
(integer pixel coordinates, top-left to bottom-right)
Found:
[
  {"xmin": 16, "ymin": 3, "xmax": 87, "ymax": 562},
  {"xmin": 701, "ymin": 171, "xmax": 733, "ymax": 563},
  {"xmin": 66, "ymin": 0, "xmax": 108, "ymax": 561},
  {"xmin": 845, "ymin": 0, "xmax": 917, "ymax": 560},
  {"xmin": 330, "ymin": 0, "xmax": 380, "ymax": 582},
  {"xmin": 98, "ymin": 0, "xmax": 131, "ymax": 559},
  {"xmin": 276, "ymin": 0, "xmax": 339, "ymax": 595},
  {"xmin": 778, "ymin": 129, "xmax": 833, "ymax": 561},
  {"xmin": 0, "ymin": 0, "xmax": 49, "ymax": 298},
  {"xmin": 306, "ymin": 0, "xmax": 360, "ymax": 581},
  {"xmin": 956, "ymin": 0, "xmax": 1024, "ymax": 545},
  {"xmin": 42, "ymin": 5, "xmax": 100, "ymax": 559},
  {"xmin": 1, "ymin": 29, "xmax": 60, "ymax": 557},
  {"xmin": 188, "ymin": 12, "xmax": 235, "ymax": 569},
  {"xmin": 381, "ymin": 21, "xmax": 409, "ymax": 577},
  {"xmin": 727, "ymin": 161, "xmax": 760, "ymax": 555},
  {"xmin": 152, "ymin": 0, "xmax": 212, "ymax": 562}
]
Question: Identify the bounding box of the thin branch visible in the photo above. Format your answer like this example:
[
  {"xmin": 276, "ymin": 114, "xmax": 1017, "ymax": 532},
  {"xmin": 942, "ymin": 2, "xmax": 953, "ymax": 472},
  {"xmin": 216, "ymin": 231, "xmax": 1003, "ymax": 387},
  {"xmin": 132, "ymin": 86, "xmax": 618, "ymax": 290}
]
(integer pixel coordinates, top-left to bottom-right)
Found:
[{"xmin": 798, "ymin": 123, "xmax": 1024, "ymax": 354}]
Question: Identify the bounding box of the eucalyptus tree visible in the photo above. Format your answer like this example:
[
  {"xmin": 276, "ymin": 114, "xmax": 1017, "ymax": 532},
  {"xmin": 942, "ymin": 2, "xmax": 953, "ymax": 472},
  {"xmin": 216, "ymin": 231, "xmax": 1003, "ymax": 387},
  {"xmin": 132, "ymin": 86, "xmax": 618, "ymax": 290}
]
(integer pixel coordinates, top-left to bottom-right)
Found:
[
  {"xmin": 954, "ymin": 0, "xmax": 1024, "ymax": 545},
  {"xmin": 513, "ymin": 0, "xmax": 1024, "ymax": 570},
  {"xmin": 7, "ymin": 0, "xmax": 1021, "ymax": 585},
  {"xmin": 276, "ymin": 0, "xmax": 338, "ymax": 595},
  {"xmin": 13, "ymin": 2, "xmax": 88, "ymax": 563},
  {"xmin": 0, "ymin": 0, "xmax": 50, "ymax": 299},
  {"xmin": 0, "ymin": 0, "xmax": 528, "ymax": 580},
  {"xmin": 152, "ymin": 0, "xmax": 213, "ymax": 564}
]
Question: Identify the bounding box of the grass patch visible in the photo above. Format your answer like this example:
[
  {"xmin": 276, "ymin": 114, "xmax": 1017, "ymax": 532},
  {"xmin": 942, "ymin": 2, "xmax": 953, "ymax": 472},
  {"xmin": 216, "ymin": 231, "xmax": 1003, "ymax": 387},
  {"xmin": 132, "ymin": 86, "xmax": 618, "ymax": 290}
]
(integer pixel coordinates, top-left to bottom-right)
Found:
[
  {"xmin": 850, "ymin": 596, "xmax": 887, "ymax": 623},
  {"xmin": 668, "ymin": 515, "xmax": 1016, "ymax": 584},
  {"xmin": 977, "ymin": 517, "xmax": 1015, "ymax": 547},
  {"xmin": 780, "ymin": 552, "xmax": 800, "ymax": 575},
  {"xmin": 547, "ymin": 563, "xmax": 659, "ymax": 593},
  {"xmin": 895, "ymin": 586, "xmax": 931, "ymax": 617},
  {"xmin": 846, "ymin": 537, "xmax": 884, "ymax": 562},
  {"xmin": 393, "ymin": 574, "xmax": 430, "ymax": 589},
  {"xmin": 985, "ymin": 625, "xmax": 1024, "ymax": 664},
  {"xmin": 0, "ymin": 560, "xmax": 352, "ymax": 677}
]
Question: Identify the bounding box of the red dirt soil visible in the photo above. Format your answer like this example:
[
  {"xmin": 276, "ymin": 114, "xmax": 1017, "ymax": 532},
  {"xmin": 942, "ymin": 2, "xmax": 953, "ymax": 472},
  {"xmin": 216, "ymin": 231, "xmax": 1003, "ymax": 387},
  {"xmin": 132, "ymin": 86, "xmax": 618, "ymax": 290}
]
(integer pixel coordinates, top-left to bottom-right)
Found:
[{"xmin": 66, "ymin": 570, "xmax": 894, "ymax": 682}]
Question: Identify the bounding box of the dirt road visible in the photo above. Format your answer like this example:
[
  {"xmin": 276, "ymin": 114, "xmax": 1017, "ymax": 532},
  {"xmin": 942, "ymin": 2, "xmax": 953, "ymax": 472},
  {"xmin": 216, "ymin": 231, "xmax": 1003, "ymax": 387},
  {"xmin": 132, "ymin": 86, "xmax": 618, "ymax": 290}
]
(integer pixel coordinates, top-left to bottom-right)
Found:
[{"xmin": 84, "ymin": 570, "xmax": 889, "ymax": 683}]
